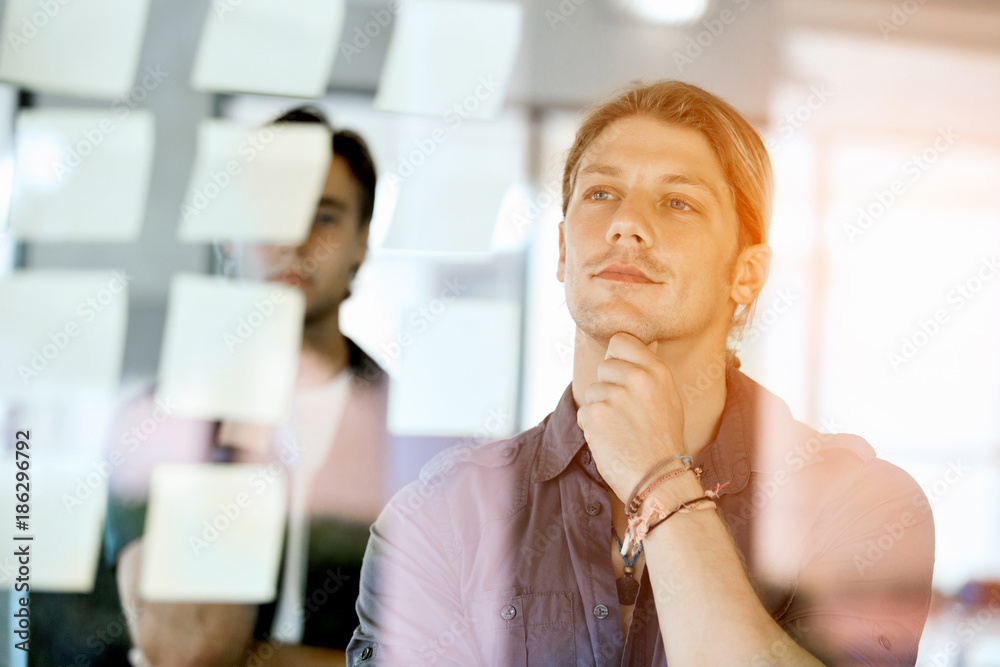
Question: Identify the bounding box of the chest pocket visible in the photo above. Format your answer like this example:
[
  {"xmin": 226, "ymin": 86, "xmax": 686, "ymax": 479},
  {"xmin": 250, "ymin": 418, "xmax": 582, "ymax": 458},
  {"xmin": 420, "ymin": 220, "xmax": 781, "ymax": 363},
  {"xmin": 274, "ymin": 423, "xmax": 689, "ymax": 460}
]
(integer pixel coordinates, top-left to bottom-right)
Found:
[{"xmin": 470, "ymin": 591, "xmax": 578, "ymax": 666}]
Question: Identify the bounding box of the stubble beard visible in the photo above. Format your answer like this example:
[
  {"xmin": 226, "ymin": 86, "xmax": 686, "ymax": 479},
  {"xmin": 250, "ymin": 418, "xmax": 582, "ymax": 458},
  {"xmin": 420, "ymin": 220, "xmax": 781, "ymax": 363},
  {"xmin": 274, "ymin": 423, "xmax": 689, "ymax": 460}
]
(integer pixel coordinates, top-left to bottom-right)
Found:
[{"xmin": 564, "ymin": 251, "xmax": 739, "ymax": 348}]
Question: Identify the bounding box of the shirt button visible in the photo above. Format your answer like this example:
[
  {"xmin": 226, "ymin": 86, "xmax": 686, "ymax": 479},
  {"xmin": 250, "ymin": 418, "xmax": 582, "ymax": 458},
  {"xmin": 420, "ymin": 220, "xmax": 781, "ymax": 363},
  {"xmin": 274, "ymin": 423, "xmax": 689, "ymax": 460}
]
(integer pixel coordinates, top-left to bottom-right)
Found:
[
  {"xmin": 360, "ymin": 646, "xmax": 373, "ymax": 660},
  {"xmin": 580, "ymin": 450, "xmax": 591, "ymax": 465},
  {"xmin": 500, "ymin": 605, "xmax": 517, "ymax": 620},
  {"xmin": 593, "ymin": 604, "xmax": 609, "ymax": 619},
  {"xmin": 879, "ymin": 635, "xmax": 891, "ymax": 650},
  {"xmin": 501, "ymin": 446, "xmax": 515, "ymax": 458},
  {"xmin": 585, "ymin": 502, "xmax": 602, "ymax": 516}
]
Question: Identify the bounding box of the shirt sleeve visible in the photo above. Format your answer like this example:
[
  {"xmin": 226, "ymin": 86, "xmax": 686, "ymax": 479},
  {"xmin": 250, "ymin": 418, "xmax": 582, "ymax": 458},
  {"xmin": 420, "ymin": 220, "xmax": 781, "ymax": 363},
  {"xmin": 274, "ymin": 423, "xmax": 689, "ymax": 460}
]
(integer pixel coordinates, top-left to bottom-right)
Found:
[
  {"xmin": 346, "ymin": 477, "xmax": 481, "ymax": 667},
  {"xmin": 778, "ymin": 457, "xmax": 935, "ymax": 666}
]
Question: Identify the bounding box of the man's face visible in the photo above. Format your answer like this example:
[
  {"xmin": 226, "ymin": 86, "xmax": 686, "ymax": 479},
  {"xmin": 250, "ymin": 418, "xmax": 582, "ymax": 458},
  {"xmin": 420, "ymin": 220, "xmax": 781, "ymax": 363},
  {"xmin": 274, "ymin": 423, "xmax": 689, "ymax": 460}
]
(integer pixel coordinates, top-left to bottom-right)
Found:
[
  {"xmin": 257, "ymin": 155, "xmax": 369, "ymax": 321},
  {"xmin": 558, "ymin": 116, "xmax": 740, "ymax": 346}
]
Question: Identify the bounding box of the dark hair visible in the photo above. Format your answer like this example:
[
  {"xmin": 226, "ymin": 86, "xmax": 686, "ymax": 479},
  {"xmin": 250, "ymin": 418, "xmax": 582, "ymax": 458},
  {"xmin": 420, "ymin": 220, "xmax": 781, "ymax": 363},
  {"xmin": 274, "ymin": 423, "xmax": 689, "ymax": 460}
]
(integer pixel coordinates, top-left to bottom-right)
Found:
[{"xmin": 272, "ymin": 106, "xmax": 377, "ymax": 228}]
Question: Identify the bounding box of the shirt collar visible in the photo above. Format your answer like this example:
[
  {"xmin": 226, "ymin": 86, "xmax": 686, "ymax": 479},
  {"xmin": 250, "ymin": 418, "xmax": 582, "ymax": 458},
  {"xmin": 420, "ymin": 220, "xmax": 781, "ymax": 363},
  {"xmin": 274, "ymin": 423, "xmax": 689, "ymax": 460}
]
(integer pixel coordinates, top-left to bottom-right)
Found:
[
  {"xmin": 532, "ymin": 383, "xmax": 588, "ymax": 483},
  {"xmin": 530, "ymin": 364, "xmax": 754, "ymax": 497}
]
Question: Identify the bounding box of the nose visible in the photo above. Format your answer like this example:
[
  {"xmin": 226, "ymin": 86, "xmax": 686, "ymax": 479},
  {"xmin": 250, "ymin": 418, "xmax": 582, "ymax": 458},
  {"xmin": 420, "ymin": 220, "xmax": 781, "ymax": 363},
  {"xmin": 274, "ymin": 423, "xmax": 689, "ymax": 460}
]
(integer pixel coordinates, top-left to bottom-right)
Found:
[
  {"xmin": 605, "ymin": 195, "xmax": 653, "ymax": 248},
  {"xmin": 295, "ymin": 224, "xmax": 322, "ymax": 258}
]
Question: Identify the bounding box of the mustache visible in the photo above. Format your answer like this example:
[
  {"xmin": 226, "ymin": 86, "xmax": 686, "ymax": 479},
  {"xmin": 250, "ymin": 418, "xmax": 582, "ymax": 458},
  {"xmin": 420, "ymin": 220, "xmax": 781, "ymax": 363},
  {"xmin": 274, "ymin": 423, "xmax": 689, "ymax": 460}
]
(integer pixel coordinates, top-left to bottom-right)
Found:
[{"xmin": 586, "ymin": 252, "xmax": 671, "ymax": 279}]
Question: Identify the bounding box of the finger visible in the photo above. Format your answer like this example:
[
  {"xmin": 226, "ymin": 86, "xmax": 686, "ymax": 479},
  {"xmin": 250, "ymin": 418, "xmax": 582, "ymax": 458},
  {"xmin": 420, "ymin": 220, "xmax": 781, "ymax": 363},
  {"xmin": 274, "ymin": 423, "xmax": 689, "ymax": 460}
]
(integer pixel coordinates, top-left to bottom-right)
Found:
[
  {"xmin": 605, "ymin": 332, "xmax": 660, "ymax": 368},
  {"xmin": 596, "ymin": 358, "xmax": 646, "ymax": 387},
  {"xmin": 584, "ymin": 381, "xmax": 624, "ymax": 405}
]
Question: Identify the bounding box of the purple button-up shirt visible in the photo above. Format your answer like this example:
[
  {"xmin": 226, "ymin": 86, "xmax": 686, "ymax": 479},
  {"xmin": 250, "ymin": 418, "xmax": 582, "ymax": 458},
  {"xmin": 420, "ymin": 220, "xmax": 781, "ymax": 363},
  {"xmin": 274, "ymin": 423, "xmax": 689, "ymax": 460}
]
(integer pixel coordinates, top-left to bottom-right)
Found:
[{"xmin": 348, "ymin": 367, "xmax": 934, "ymax": 665}]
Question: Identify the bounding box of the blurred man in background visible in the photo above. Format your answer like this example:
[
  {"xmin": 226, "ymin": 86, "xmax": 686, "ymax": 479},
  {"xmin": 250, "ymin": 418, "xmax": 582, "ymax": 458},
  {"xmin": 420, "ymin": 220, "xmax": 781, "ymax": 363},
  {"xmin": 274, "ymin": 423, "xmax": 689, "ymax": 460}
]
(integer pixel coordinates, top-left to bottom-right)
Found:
[
  {"xmin": 110, "ymin": 108, "xmax": 387, "ymax": 667},
  {"xmin": 346, "ymin": 81, "xmax": 935, "ymax": 666}
]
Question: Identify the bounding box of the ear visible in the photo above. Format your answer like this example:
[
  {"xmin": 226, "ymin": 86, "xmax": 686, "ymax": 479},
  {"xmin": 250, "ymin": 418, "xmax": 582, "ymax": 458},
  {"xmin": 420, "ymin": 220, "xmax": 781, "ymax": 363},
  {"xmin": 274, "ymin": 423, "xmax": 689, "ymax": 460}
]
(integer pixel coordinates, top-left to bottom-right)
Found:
[
  {"xmin": 730, "ymin": 243, "xmax": 771, "ymax": 307},
  {"xmin": 556, "ymin": 220, "xmax": 566, "ymax": 283}
]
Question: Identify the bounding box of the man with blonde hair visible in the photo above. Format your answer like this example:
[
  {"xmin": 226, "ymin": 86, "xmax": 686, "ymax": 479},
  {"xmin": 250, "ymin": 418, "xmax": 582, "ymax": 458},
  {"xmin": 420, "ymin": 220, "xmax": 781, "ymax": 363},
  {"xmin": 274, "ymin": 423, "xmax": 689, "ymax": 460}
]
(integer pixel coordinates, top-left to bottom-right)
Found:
[{"xmin": 347, "ymin": 80, "xmax": 934, "ymax": 666}]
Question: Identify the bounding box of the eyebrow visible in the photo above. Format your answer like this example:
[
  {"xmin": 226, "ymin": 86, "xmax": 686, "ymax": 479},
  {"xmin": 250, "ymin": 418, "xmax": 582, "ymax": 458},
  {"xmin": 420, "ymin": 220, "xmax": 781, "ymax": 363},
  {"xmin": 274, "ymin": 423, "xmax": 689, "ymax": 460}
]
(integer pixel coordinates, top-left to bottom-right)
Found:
[
  {"xmin": 577, "ymin": 163, "xmax": 725, "ymax": 206},
  {"xmin": 317, "ymin": 197, "xmax": 350, "ymax": 211}
]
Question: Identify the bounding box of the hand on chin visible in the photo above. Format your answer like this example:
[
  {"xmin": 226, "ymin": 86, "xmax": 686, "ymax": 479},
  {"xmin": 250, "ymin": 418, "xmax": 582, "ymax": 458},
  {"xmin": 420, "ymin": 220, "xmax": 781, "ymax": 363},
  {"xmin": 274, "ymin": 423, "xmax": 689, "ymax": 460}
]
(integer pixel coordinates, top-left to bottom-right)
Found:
[{"xmin": 576, "ymin": 331, "xmax": 687, "ymax": 501}]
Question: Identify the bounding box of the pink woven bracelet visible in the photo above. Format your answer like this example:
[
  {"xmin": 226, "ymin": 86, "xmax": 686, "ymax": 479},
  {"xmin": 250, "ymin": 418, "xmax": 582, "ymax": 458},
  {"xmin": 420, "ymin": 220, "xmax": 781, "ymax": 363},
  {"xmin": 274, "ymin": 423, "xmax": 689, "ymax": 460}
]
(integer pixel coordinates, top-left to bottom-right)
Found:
[
  {"xmin": 626, "ymin": 465, "xmax": 702, "ymax": 515},
  {"xmin": 619, "ymin": 482, "xmax": 730, "ymax": 559}
]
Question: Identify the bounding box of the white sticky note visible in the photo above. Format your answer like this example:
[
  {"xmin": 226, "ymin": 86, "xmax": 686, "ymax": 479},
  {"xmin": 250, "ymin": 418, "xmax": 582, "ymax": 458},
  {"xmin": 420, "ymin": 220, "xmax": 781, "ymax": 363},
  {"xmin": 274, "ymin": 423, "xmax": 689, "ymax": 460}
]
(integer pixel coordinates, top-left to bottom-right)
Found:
[
  {"xmin": 156, "ymin": 274, "xmax": 304, "ymax": 424},
  {"xmin": 9, "ymin": 109, "xmax": 155, "ymax": 241},
  {"xmin": 0, "ymin": 271, "xmax": 129, "ymax": 401},
  {"xmin": 140, "ymin": 464, "xmax": 287, "ymax": 603},
  {"xmin": 375, "ymin": 0, "xmax": 523, "ymax": 119},
  {"xmin": 382, "ymin": 111, "xmax": 526, "ymax": 252},
  {"xmin": 178, "ymin": 120, "xmax": 331, "ymax": 244},
  {"xmin": 192, "ymin": 0, "xmax": 346, "ymax": 98},
  {"xmin": 0, "ymin": 0, "xmax": 150, "ymax": 98},
  {"xmin": 0, "ymin": 458, "xmax": 108, "ymax": 593},
  {"xmin": 389, "ymin": 299, "xmax": 520, "ymax": 437}
]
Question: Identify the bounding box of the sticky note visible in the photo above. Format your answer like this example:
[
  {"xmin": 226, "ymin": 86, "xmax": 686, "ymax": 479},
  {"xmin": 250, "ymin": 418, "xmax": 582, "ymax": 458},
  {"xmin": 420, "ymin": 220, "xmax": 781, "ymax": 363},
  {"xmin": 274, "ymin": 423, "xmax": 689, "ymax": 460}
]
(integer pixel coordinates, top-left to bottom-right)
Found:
[
  {"xmin": 192, "ymin": 0, "xmax": 346, "ymax": 98},
  {"xmin": 389, "ymin": 299, "xmax": 520, "ymax": 437},
  {"xmin": 0, "ymin": 271, "xmax": 129, "ymax": 401},
  {"xmin": 0, "ymin": 0, "xmax": 150, "ymax": 98},
  {"xmin": 0, "ymin": 458, "xmax": 108, "ymax": 593},
  {"xmin": 9, "ymin": 108, "xmax": 154, "ymax": 241},
  {"xmin": 375, "ymin": 0, "xmax": 523, "ymax": 119},
  {"xmin": 381, "ymin": 111, "xmax": 525, "ymax": 252},
  {"xmin": 178, "ymin": 120, "xmax": 331, "ymax": 244},
  {"xmin": 139, "ymin": 464, "xmax": 287, "ymax": 602},
  {"xmin": 156, "ymin": 274, "xmax": 304, "ymax": 424}
]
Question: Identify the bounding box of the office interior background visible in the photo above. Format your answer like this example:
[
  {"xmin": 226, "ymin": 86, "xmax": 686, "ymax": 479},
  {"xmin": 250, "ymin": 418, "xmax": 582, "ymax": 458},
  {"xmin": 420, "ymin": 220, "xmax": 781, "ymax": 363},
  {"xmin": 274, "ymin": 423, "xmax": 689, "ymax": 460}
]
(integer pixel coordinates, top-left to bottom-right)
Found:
[{"xmin": 0, "ymin": 0, "xmax": 998, "ymax": 664}]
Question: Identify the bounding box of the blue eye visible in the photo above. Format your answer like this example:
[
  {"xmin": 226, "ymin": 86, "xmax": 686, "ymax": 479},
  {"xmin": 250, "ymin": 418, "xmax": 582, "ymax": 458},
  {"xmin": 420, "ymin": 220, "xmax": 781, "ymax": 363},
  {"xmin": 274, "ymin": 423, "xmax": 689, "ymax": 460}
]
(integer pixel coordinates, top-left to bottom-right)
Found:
[
  {"xmin": 589, "ymin": 189, "xmax": 614, "ymax": 201},
  {"xmin": 668, "ymin": 198, "xmax": 692, "ymax": 211}
]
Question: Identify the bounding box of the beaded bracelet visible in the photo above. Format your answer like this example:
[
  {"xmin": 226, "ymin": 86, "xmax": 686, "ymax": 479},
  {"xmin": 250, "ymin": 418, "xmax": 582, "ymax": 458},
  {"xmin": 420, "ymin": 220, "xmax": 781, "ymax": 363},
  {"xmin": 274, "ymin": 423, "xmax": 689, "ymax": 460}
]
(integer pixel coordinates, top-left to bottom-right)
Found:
[
  {"xmin": 646, "ymin": 498, "xmax": 717, "ymax": 534},
  {"xmin": 626, "ymin": 456, "xmax": 703, "ymax": 516},
  {"xmin": 619, "ymin": 483, "xmax": 729, "ymax": 559},
  {"xmin": 625, "ymin": 454, "xmax": 695, "ymax": 509}
]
